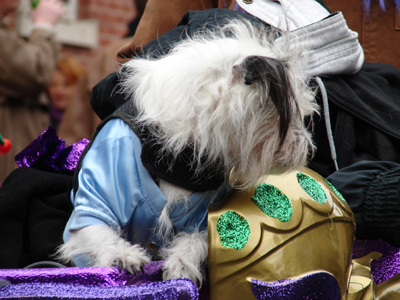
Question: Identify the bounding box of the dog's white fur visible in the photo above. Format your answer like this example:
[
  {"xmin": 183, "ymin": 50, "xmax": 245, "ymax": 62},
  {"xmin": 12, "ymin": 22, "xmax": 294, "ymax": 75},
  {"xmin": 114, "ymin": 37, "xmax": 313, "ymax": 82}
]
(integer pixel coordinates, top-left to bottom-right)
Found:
[
  {"xmin": 122, "ymin": 20, "xmax": 317, "ymax": 189},
  {"xmin": 155, "ymin": 179, "xmax": 193, "ymax": 241},
  {"xmin": 57, "ymin": 20, "xmax": 318, "ymax": 285}
]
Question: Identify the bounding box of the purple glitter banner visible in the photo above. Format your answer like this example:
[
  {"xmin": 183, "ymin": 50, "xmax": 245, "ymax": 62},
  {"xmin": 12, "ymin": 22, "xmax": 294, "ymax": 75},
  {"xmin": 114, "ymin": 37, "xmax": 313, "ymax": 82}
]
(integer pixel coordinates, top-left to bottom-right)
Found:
[
  {"xmin": 0, "ymin": 280, "xmax": 198, "ymax": 299},
  {"xmin": 0, "ymin": 262, "xmax": 199, "ymax": 300},
  {"xmin": 0, "ymin": 261, "xmax": 165, "ymax": 286}
]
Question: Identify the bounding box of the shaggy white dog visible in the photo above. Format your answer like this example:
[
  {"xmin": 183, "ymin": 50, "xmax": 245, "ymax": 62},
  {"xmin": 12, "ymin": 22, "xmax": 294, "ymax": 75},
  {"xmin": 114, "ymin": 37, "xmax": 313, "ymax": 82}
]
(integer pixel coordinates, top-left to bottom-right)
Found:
[{"xmin": 57, "ymin": 19, "xmax": 318, "ymax": 285}]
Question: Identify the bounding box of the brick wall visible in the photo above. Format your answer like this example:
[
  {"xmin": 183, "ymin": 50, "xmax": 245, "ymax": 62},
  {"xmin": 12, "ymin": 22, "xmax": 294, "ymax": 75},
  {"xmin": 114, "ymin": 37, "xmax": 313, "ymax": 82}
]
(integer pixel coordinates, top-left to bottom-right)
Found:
[{"xmin": 62, "ymin": 0, "xmax": 137, "ymax": 67}]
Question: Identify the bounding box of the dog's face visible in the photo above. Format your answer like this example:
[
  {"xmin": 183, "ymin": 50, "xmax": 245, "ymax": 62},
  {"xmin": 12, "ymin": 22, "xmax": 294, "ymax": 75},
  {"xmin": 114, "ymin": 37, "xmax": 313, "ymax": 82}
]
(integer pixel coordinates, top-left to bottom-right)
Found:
[{"xmin": 121, "ymin": 20, "xmax": 318, "ymax": 189}]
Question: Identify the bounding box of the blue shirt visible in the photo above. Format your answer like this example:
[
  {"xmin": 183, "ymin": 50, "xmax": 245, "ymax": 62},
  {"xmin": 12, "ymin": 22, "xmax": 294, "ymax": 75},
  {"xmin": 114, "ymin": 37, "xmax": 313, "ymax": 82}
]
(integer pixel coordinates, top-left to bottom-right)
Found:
[{"xmin": 63, "ymin": 119, "xmax": 228, "ymax": 265}]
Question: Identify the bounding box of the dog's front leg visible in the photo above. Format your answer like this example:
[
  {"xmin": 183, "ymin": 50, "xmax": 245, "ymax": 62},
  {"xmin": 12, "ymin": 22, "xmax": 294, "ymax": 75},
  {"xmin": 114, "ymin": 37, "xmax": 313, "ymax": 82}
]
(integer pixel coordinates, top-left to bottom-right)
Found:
[
  {"xmin": 57, "ymin": 224, "xmax": 151, "ymax": 274},
  {"xmin": 160, "ymin": 230, "xmax": 208, "ymax": 285}
]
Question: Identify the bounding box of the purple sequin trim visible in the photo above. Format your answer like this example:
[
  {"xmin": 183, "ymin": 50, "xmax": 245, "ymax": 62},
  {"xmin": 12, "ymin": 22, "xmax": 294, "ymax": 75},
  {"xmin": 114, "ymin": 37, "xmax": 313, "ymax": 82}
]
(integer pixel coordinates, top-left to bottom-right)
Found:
[
  {"xmin": 352, "ymin": 239, "xmax": 400, "ymax": 284},
  {"xmin": 251, "ymin": 272, "xmax": 341, "ymax": 300},
  {"xmin": 0, "ymin": 263, "xmax": 199, "ymax": 300},
  {"xmin": 14, "ymin": 127, "xmax": 89, "ymax": 175}
]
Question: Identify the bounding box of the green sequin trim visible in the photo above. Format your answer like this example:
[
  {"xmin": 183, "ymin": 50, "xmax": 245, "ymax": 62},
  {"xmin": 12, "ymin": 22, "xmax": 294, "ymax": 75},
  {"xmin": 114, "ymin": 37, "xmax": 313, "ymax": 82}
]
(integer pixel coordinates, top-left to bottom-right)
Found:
[
  {"xmin": 217, "ymin": 211, "xmax": 250, "ymax": 250},
  {"xmin": 297, "ymin": 173, "xmax": 326, "ymax": 204},
  {"xmin": 251, "ymin": 183, "xmax": 293, "ymax": 222},
  {"xmin": 323, "ymin": 178, "xmax": 347, "ymax": 203}
]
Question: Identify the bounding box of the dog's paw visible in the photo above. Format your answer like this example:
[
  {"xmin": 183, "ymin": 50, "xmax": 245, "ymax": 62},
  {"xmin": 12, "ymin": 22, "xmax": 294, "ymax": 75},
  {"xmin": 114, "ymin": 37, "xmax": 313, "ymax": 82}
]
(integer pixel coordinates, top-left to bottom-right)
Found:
[
  {"xmin": 57, "ymin": 225, "xmax": 151, "ymax": 275},
  {"xmin": 162, "ymin": 256, "xmax": 203, "ymax": 284},
  {"xmin": 160, "ymin": 231, "xmax": 208, "ymax": 285},
  {"xmin": 99, "ymin": 240, "xmax": 151, "ymax": 275}
]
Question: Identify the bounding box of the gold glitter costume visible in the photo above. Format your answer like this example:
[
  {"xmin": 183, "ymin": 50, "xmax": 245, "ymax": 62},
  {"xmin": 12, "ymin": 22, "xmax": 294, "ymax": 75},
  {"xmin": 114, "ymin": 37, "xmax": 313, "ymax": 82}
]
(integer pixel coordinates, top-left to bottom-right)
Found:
[{"xmin": 208, "ymin": 167, "xmax": 400, "ymax": 300}]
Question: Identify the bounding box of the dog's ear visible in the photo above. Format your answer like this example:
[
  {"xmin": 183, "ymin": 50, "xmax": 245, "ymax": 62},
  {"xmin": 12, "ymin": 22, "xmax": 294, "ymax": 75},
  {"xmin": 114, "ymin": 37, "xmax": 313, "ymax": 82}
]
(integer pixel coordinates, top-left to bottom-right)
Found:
[{"xmin": 235, "ymin": 55, "xmax": 294, "ymax": 149}]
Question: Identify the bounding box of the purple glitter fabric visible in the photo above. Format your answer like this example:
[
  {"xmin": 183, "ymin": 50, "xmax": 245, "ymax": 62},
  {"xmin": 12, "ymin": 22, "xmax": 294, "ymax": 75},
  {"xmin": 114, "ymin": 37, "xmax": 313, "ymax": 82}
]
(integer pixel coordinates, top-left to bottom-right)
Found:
[
  {"xmin": 352, "ymin": 239, "xmax": 400, "ymax": 284},
  {"xmin": 14, "ymin": 126, "xmax": 89, "ymax": 176},
  {"xmin": 251, "ymin": 272, "xmax": 341, "ymax": 300},
  {"xmin": 0, "ymin": 261, "xmax": 163, "ymax": 286},
  {"xmin": 0, "ymin": 280, "xmax": 198, "ymax": 299},
  {"xmin": 0, "ymin": 262, "xmax": 199, "ymax": 300},
  {"xmin": 0, "ymin": 240, "xmax": 399, "ymax": 299}
]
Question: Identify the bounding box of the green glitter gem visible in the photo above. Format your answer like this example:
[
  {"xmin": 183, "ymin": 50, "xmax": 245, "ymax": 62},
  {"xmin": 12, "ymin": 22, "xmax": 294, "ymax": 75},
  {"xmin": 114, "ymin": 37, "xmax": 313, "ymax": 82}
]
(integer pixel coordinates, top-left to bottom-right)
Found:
[
  {"xmin": 323, "ymin": 178, "xmax": 347, "ymax": 203},
  {"xmin": 217, "ymin": 211, "xmax": 250, "ymax": 250},
  {"xmin": 251, "ymin": 183, "xmax": 293, "ymax": 222},
  {"xmin": 297, "ymin": 173, "xmax": 326, "ymax": 204}
]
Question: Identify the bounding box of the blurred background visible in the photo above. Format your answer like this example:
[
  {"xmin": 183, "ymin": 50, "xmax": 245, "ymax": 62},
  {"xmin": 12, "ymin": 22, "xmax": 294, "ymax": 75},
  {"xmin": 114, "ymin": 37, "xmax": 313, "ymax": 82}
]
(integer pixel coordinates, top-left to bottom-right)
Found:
[
  {"xmin": 0, "ymin": 0, "xmax": 141, "ymax": 183},
  {"xmin": 6, "ymin": 0, "xmax": 137, "ymax": 68}
]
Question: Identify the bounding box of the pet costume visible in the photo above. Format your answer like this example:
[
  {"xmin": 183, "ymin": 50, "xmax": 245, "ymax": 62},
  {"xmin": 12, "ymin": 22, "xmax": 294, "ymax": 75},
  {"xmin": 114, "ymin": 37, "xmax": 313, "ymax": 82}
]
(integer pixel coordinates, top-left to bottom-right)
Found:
[
  {"xmin": 64, "ymin": 118, "xmax": 229, "ymax": 263},
  {"xmin": 63, "ymin": 3, "xmax": 363, "ymax": 264},
  {"xmin": 207, "ymin": 167, "xmax": 355, "ymax": 299}
]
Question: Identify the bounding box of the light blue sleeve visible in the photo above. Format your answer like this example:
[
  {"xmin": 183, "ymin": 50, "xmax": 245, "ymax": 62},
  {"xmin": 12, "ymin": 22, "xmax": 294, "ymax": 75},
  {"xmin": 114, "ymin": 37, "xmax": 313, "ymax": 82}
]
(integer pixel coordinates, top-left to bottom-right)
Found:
[{"xmin": 64, "ymin": 118, "xmax": 161, "ymax": 241}]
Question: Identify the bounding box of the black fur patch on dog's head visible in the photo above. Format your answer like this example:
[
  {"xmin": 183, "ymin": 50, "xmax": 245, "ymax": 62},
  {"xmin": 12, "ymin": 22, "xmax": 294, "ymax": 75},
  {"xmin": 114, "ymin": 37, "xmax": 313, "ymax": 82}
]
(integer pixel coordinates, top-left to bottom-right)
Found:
[{"xmin": 240, "ymin": 55, "xmax": 294, "ymax": 148}]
